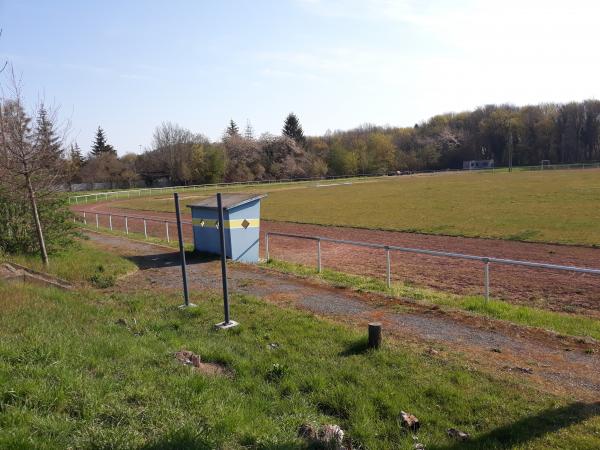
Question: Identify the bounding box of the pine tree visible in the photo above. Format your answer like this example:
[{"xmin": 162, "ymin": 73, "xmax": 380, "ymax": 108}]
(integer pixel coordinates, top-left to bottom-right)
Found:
[
  {"xmin": 35, "ymin": 105, "xmax": 62, "ymax": 162},
  {"xmin": 244, "ymin": 120, "xmax": 254, "ymax": 139},
  {"xmin": 91, "ymin": 126, "xmax": 116, "ymax": 156},
  {"xmin": 226, "ymin": 119, "xmax": 240, "ymax": 138},
  {"xmin": 69, "ymin": 143, "xmax": 84, "ymax": 167},
  {"xmin": 282, "ymin": 112, "xmax": 306, "ymax": 146}
]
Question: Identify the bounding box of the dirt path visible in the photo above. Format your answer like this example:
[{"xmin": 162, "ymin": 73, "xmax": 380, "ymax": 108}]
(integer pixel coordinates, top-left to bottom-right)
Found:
[
  {"xmin": 85, "ymin": 231, "xmax": 600, "ymax": 401},
  {"xmin": 74, "ymin": 201, "xmax": 600, "ymax": 317}
]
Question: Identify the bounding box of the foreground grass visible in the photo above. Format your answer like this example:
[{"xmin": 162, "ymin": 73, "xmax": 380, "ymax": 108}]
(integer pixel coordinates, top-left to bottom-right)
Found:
[
  {"xmin": 1, "ymin": 240, "xmax": 137, "ymax": 288},
  {"xmin": 1, "ymin": 282, "xmax": 599, "ymax": 449},
  {"xmin": 113, "ymin": 170, "xmax": 600, "ymax": 246},
  {"xmin": 264, "ymin": 259, "xmax": 600, "ymax": 342}
]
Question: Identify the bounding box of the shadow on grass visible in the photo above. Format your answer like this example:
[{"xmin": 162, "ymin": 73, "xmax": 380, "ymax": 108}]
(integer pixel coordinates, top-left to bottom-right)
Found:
[
  {"xmin": 339, "ymin": 337, "xmax": 372, "ymax": 356},
  {"xmin": 430, "ymin": 402, "xmax": 600, "ymax": 450},
  {"xmin": 126, "ymin": 251, "xmax": 220, "ymax": 270}
]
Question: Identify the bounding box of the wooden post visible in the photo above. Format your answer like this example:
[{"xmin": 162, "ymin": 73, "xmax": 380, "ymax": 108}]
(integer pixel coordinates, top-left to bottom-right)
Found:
[{"xmin": 368, "ymin": 322, "xmax": 382, "ymax": 349}]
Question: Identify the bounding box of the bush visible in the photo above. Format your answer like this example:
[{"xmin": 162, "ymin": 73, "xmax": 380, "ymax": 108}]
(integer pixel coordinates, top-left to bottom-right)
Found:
[{"xmin": 0, "ymin": 191, "xmax": 79, "ymax": 255}]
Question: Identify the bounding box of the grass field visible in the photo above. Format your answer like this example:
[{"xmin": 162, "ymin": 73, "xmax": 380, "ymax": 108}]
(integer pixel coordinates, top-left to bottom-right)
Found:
[
  {"xmin": 110, "ymin": 170, "xmax": 600, "ymax": 247},
  {"xmin": 1, "ymin": 273, "xmax": 600, "ymax": 448}
]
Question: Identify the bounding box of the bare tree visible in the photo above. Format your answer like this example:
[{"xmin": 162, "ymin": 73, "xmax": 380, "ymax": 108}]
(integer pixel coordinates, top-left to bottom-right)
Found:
[
  {"xmin": 151, "ymin": 122, "xmax": 207, "ymax": 183},
  {"xmin": 0, "ymin": 71, "xmax": 65, "ymax": 266}
]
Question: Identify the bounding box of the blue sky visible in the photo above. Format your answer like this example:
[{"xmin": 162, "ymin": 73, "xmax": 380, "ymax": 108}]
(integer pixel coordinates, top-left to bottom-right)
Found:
[{"xmin": 1, "ymin": 0, "xmax": 598, "ymax": 155}]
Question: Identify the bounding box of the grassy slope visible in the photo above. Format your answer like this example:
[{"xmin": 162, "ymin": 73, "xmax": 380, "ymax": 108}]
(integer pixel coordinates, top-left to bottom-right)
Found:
[
  {"xmin": 1, "ymin": 239, "xmax": 137, "ymax": 287},
  {"xmin": 264, "ymin": 260, "xmax": 600, "ymax": 342},
  {"xmin": 114, "ymin": 170, "xmax": 600, "ymax": 246},
  {"xmin": 1, "ymin": 283, "xmax": 599, "ymax": 449}
]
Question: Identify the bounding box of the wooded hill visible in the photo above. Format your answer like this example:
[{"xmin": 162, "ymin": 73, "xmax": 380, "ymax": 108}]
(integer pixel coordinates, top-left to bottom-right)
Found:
[{"xmin": 71, "ymin": 100, "xmax": 600, "ymax": 187}]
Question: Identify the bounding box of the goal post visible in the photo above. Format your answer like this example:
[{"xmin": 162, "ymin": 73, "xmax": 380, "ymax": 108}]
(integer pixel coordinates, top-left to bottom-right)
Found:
[{"xmin": 541, "ymin": 160, "xmax": 551, "ymax": 170}]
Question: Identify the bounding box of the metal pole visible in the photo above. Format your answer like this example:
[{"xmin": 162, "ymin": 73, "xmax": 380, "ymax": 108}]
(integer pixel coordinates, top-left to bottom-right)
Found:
[
  {"xmin": 109, "ymin": 215, "xmax": 112, "ymax": 231},
  {"xmin": 174, "ymin": 193, "xmax": 192, "ymax": 307},
  {"xmin": 216, "ymin": 193, "xmax": 235, "ymax": 328},
  {"xmin": 83, "ymin": 211, "xmax": 87, "ymax": 225},
  {"xmin": 484, "ymin": 258, "xmax": 490, "ymax": 302},
  {"xmin": 165, "ymin": 222, "xmax": 170, "ymax": 242},
  {"xmin": 317, "ymin": 238, "xmax": 322, "ymax": 273},
  {"xmin": 386, "ymin": 247, "xmax": 391, "ymax": 288},
  {"xmin": 95, "ymin": 214, "xmax": 99, "ymax": 229},
  {"xmin": 125, "ymin": 217, "xmax": 129, "ymax": 235},
  {"xmin": 265, "ymin": 233, "xmax": 270, "ymax": 261},
  {"xmin": 143, "ymin": 220, "xmax": 147, "ymax": 239}
]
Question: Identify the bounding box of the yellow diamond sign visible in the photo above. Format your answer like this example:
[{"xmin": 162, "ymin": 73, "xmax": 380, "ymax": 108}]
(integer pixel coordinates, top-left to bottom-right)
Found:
[{"xmin": 241, "ymin": 219, "xmax": 250, "ymax": 229}]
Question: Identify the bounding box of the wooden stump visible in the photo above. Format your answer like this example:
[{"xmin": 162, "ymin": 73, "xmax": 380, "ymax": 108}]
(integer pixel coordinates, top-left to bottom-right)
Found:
[{"xmin": 368, "ymin": 322, "xmax": 382, "ymax": 349}]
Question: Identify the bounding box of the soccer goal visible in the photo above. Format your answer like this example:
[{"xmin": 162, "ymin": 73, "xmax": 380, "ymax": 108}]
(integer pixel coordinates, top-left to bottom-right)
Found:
[{"xmin": 541, "ymin": 159, "xmax": 551, "ymax": 170}]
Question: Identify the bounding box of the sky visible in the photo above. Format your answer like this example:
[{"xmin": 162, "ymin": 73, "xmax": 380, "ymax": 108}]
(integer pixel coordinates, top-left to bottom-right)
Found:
[{"xmin": 1, "ymin": 0, "xmax": 599, "ymax": 156}]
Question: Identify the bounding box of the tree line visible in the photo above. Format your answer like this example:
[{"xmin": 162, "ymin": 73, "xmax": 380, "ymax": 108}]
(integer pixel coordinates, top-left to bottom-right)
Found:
[{"xmin": 69, "ymin": 100, "xmax": 600, "ymax": 188}]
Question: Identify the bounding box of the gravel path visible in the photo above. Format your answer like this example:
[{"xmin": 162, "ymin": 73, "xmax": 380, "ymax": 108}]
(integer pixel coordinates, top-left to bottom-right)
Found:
[
  {"xmin": 86, "ymin": 231, "xmax": 600, "ymax": 400},
  {"xmin": 74, "ymin": 201, "xmax": 600, "ymax": 317}
]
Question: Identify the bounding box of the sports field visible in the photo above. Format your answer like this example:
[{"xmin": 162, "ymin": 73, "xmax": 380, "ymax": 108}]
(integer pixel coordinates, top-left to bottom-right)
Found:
[{"xmin": 110, "ymin": 170, "xmax": 600, "ymax": 247}]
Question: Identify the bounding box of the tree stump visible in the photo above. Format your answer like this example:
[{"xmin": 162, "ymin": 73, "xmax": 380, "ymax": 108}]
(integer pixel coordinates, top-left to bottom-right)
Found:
[{"xmin": 368, "ymin": 322, "xmax": 382, "ymax": 349}]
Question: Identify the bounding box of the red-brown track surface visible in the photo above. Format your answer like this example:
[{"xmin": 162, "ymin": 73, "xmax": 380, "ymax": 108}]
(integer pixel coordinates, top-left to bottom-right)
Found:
[{"xmin": 73, "ymin": 200, "xmax": 600, "ymax": 317}]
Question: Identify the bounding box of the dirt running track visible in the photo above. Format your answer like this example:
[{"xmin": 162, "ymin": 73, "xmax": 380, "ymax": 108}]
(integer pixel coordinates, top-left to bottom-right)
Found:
[
  {"xmin": 86, "ymin": 231, "xmax": 600, "ymax": 401},
  {"xmin": 74, "ymin": 201, "xmax": 600, "ymax": 317}
]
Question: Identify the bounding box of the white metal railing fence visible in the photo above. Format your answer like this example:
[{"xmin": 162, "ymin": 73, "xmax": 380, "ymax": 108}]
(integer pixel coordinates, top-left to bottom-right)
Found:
[
  {"xmin": 265, "ymin": 231, "xmax": 600, "ymax": 302},
  {"xmin": 67, "ymin": 162, "xmax": 600, "ymax": 204},
  {"xmin": 75, "ymin": 210, "xmax": 192, "ymax": 243},
  {"xmin": 68, "ymin": 173, "xmax": 384, "ymax": 204}
]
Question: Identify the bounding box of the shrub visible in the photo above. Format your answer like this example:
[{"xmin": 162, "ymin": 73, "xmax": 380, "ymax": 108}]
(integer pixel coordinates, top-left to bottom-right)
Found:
[{"xmin": 0, "ymin": 190, "xmax": 79, "ymax": 255}]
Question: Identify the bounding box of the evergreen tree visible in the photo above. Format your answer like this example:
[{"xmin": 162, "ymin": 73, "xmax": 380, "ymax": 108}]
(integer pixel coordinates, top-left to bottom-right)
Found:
[
  {"xmin": 69, "ymin": 143, "xmax": 84, "ymax": 167},
  {"xmin": 282, "ymin": 112, "xmax": 306, "ymax": 146},
  {"xmin": 244, "ymin": 120, "xmax": 254, "ymax": 139},
  {"xmin": 34, "ymin": 105, "xmax": 62, "ymax": 162},
  {"xmin": 67, "ymin": 143, "xmax": 84, "ymax": 183},
  {"xmin": 91, "ymin": 126, "xmax": 116, "ymax": 156},
  {"xmin": 225, "ymin": 119, "xmax": 240, "ymax": 138}
]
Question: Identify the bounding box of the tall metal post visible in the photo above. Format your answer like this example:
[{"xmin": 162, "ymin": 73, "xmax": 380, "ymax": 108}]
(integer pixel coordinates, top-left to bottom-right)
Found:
[
  {"xmin": 165, "ymin": 222, "xmax": 170, "ymax": 242},
  {"xmin": 174, "ymin": 193, "xmax": 193, "ymax": 308},
  {"xmin": 143, "ymin": 219, "xmax": 147, "ymax": 239},
  {"xmin": 125, "ymin": 216, "xmax": 129, "ymax": 235},
  {"xmin": 109, "ymin": 215, "xmax": 113, "ymax": 230},
  {"xmin": 215, "ymin": 193, "xmax": 237, "ymax": 329},
  {"xmin": 83, "ymin": 211, "xmax": 87, "ymax": 225},
  {"xmin": 95, "ymin": 214, "xmax": 99, "ymax": 229}
]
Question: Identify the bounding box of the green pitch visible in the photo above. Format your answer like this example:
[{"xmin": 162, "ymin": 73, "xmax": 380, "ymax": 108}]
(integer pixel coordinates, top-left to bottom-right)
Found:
[{"xmin": 113, "ymin": 170, "xmax": 600, "ymax": 246}]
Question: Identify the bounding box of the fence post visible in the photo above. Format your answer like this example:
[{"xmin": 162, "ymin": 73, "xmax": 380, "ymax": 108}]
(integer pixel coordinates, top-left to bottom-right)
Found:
[
  {"xmin": 484, "ymin": 258, "xmax": 490, "ymax": 302},
  {"xmin": 265, "ymin": 233, "xmax": 270, "ymax": 261},
  {"xmin": 386, "ymin": 247, "xmax": 392, "ymax": 288},
  {"xmin": 109, "ymin": 215, "xmax": 113, "ymax": 231},
  {"xmin": 165, "ymin": 221, "xmax": 170, "ymax": 243},
  {"xmin": 143, "ymin": 220, "xmax": 147, "ymax": 239},
  {"xmin": 317, "ymin": 238, "xmax": 322, "ymax": 273},
  {"xmin": 95, "ymin": 214, "xmax": 99, "ymax": 229},
  {"xmin": 125, "ymin": 217, "xmax": 129, "ymax": 235},
  {"xmin": 83, "ymin": 211, "xmax": 87, "ymax": 225}
]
